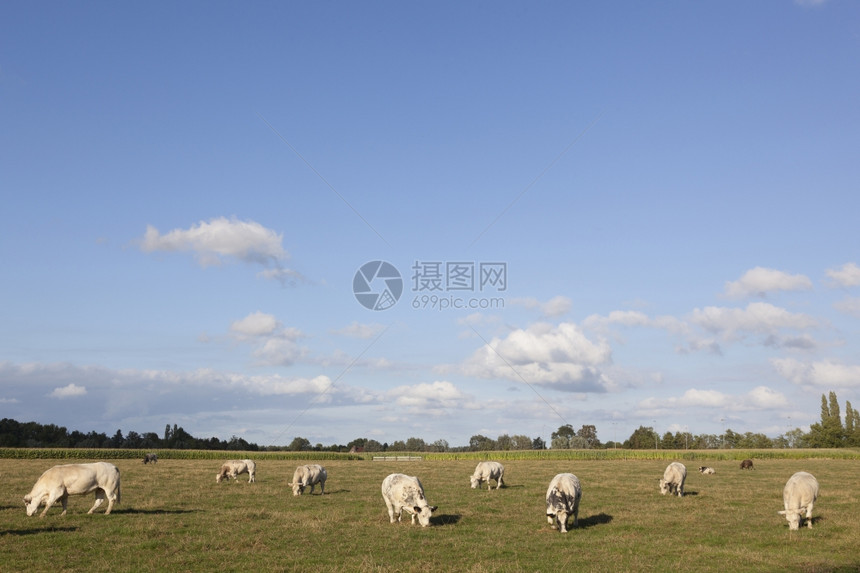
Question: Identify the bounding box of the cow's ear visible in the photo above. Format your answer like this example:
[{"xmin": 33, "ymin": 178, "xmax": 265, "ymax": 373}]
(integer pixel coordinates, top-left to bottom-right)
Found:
[
  {"xmin": 429, "ymin": 506, "xmax": 438, "ymax": 512},
  {"xmin": 777, "ymin": 510, "xmax": 787, "ymax": 515},
  {"xmin": 413, "ymin": 506, "xmax": 422, "ymax": 513}
]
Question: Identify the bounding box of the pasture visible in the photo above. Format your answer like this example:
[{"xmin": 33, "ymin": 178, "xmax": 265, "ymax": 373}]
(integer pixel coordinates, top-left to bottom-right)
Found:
[{"xmin": 1, "ymin": 456, "xmax": 858, "ymax": 572}]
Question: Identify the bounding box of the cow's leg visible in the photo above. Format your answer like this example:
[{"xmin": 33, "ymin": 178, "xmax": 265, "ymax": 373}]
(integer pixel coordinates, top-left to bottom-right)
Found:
[
  {"xmin": 320, "ymin": 480, "xmax": 325, "ymax": 495},
  {"xmin": 805, "ymin": 503, "xmax": 814, "ymax": 528},
  {"xmin": 88, "ymin": 489, "xmax": 106, "ymax": 514},
  {"xmin": 547, "ymin": 514, "xmax": 555, "ymax": 527},
  {"xmin": 572, "ymin": 504, "xmax": 579, "ymax": 528},
  {"xmin": 384, "ymin": 499, "xmax": 397, "ymax": 523},
  {"xmin": 496, "ymin": 476, "xmax": 504, "ymax": 490},
  {"xmin": 41, "ymin": 489, "xmax": 63, "ymax": 517},
  {"xmin": 558, "ymin": 511, "xmax": 568, "ymax": 533}
]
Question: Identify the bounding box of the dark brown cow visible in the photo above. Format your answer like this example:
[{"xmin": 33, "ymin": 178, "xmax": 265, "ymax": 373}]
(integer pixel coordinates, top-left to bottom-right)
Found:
[{"xmin": 740, "ymin": 459, "xmax": 754, "ymax": 470}]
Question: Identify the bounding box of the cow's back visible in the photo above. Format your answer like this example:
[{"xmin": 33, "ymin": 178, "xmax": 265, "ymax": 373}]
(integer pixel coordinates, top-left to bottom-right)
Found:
[
  {"xmin": 477, "ymin": 461, "xmax": 503, "ymax": 477},
  {"xmin": 382, "ymin": 473, "xmax": 422, "ymax": 504},
  {"xmin": 546, "ymin": 473, "xmax": 581, "ymax": 509},
  {"xmin": 784, "ymin": 471, "xmax": 819, "ymax": 508}
]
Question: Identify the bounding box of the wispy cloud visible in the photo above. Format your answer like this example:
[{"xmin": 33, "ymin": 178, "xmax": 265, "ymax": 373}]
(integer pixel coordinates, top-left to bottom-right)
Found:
[
  {"xmin": 331, "ymin": 321, "xmax": 387, "ymax": 340},
  {"xmin": 772, "ymin": 358, "xmax": 860, "ymax": 388},
  {"xmin": 689, "ymin": 302, "xmax": 817, "ymax": 339},
  {"xmin": 48, "ymin": 384, "xmax": 87, "ymax": 399},
  {"xmin": 638, "ymin": 386, "xmax": 788, "ymax": 413},
  {"xmin": 825, "ymin": 262, "xmax": 860, "ymax": 288},
  {"xmin": 723, "ymin": 267, "xmax": 812, "ymax": 299},
  {"xmin": 510, "ymin": 295, "xmax": 572, "ymax": 317}
]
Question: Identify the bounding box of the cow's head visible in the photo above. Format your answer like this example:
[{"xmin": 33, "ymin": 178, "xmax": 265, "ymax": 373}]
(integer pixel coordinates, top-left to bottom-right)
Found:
[
  {"xmin": 216, "ymin": 472, "xmax": 225, "ymax": 483},
  {"xmin": 289, "ymin": 482, "xmax": 304, "ymax": 496},
  {"xmin": 23, "ymin": 494, "xmax": 41, "ymax": 517},
  {"xmin": 469, "ymin": 476, "xmax": 480, "ymax": 489},
  {"xmin": 778, "ymin": 508, "xmax": 805, "ymax": 530},
  {"xmin": 658, "ymin": 478, "xmax": 670, "ymax": 495},
  {"xmin": 413, "ymin": 504, "xmax": 437, "ymax": 527}
]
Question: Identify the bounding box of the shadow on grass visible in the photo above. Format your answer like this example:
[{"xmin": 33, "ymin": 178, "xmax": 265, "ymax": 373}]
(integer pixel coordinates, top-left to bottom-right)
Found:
[
  {"xmin": 577, "ymin": 513, "xmax": 613, "ymax": 529},
  {"xmin": 431, "ymin": 513, "xmax": 462, "ymax": 526},
  {"xmin": 113, "ymin": 508, "xmax": 200, "ymax": 515},
  {"xmin": 1, "ymin": 526, "xmax": 78, "ymax": 536},
  {"xmin": 319, "ymin": 489, "xmax": 350, "ymax": 495}
]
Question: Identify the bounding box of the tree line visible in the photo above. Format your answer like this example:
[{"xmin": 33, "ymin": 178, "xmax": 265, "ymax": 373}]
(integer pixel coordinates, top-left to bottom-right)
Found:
[
  {"xmin": 0, "ymin": 420, "xmax": 260, "ymax": 451},
  {"xmin": 3, "ymin": 391, "xmax": 858, "ymax": 452}
]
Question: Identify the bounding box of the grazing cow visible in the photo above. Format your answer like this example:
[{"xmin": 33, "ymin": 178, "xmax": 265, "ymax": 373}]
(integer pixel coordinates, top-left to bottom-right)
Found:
[
  {"xmin": 740, "ymin": 459, "xmax": 755, "ymax": 470},
  {"xmin": 698, "ymin": 466, "xmax": 716, "ymax": 475},
  {"xmin": 215, "ymin": 459, "xmax": 256, "ymax": 483},
  {"xmin": 778, "ymin": 471, "xmax": 819, "ymax": 531},
  {"xmin": 288, "ymin": 464, "xmax": 327, "ymax": 496},
  {"xmin": 545, "ymin": 473, "xmax": 582, "ymax": 533},
  {"xmin": 381, "ymin": 473, "xmax": 437, "ymax": 527},
  {"xmin": 143, "ymin": 453, "xmax": 158, "ymax": 464},
  {"xmin": 659, "ymin": 462, "xmax": 687, "ymax": 497},
  {"xmin": 470, "ymin": 461, "xmax": 505, "ymax": 490},
  {"xmin": 23, "ymin": 462, "xmax": 121, "ymax": 517}
]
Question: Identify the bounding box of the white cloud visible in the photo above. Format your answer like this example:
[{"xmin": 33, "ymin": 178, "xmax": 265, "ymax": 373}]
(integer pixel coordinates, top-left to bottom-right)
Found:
[
  {"xmin": 139, "ymin": 217, "xmax": 287, "ymax": 268},
  {"xmin": 771, "ymin": 358, "xmax": 860, "ymax": 388},
  {"xmin": 510, "ymin": 296, "xmax": 572, "ymax": 317},
  {"xmin": 638, "ymin": 386, "xmax": 788, "ymax": 412},
  {"xmin": 387, "ymin": 381, "xmax": 469, "ymax": 409},
  {"xmin": 834, "ymin": 297, "xmax": 860, "ymax": 319},
  {"xmin": 826, "ymin": 263, "xmax": 860, "ymax": 288},
  {"xmin": 252, "ymin": 338, "xmax": 307, "ymax": 366},
  {"xmin": 48, "ymin": 384, "xmax": 87, "ymax": 399},
  {"xmin": 723, "ymin": 267, "xmax": 812, "ymax": 299},
  {"xmin": 689, "ymin": 302, "xmax": 817, "ymax": 338},
  {"xmin": 541, "ymin": 296, "xmax": 572, "ymax": 317},
  {"xmin": 230, "ymin": 311, "xmax": 280, "ymax": 337},
  {"xmin": 462, "ymin": 322, "xmax": 614, "ymax": 392},
  {"xmin": 331, "ymin": 321, "xmax": 386, "ymax": 339}
]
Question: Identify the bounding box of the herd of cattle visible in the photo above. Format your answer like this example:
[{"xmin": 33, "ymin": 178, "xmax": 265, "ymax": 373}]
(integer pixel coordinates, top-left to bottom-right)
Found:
[{"xmin": 21, "ymin": 457, "xmax": 820, "ymax": 531}]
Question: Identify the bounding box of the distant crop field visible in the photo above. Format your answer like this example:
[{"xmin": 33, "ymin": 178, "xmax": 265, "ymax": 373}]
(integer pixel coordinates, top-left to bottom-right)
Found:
[{"xmin": 1, "ymin": 456, "xmax": 858, "ymax": 572}]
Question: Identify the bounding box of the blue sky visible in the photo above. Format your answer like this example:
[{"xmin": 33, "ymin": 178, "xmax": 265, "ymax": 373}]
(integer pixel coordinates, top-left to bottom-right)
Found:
[{"xmin": 2, "ymin": 1, "xmax": 859, "ymax": 448}]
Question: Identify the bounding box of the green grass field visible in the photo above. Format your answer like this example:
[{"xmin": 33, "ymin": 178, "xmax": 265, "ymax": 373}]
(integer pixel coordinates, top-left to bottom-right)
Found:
[{"xmin": 1, "ymin": 456, "xmax": 858, "ymax": 572}]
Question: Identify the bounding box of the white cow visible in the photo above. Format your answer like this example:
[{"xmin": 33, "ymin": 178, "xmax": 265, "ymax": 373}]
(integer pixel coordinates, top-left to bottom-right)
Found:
[
  {"xmin": 289, "ymin": 464, "xmax": 327, "ymax": 496},
  {"xmin": 660, "ymin": 462, "xmax": 687, "ymax": 497},
  {"xmin": 215, "ymin": 459, "xmax": 256, "ymax": 483},
  {"xmin": 24, "ymin": 462, "xmax": 121, "ymax": 517},
  {"xmin": 778, "ymin": 471, "xmax": 819, "ymax": 531},
  {"xmin": 470, "ymin": 461, "xmax": 505, "ymax": 490},
  {"xmin": 381, "ymin": 473, "xmax": 437, "ymax": 527},
  {"xmin": 545, "ymin": 473, "xmax": 582, "ymax": 533}
]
